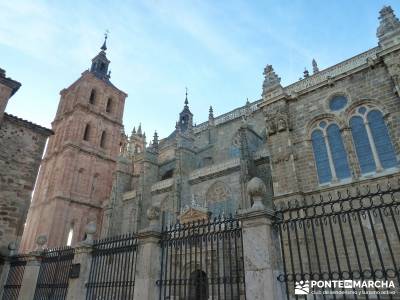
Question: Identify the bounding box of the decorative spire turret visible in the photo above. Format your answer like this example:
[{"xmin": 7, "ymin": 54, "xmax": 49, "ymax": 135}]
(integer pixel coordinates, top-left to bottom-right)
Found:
[
  {"xmin": 152, "ymin": 131, "xmax": 159, "ymax": 152},
  {"xmin": 178, "ymin": 87, "xmax": 193, "ymax": 133},
  {"xmin": 208, "ymin": 105, "xmax": 215, "ymax": 126},
  {"xmin": 128, "ymin": 123, "xmax": 146, "ymax": 154},
  {"xmin": 312, "ymin": 59, "xmax": 319, "ymax": 74},
  {"xmin": 262, "ymin": 65, "xmax": 282, "ymax": 98},
  {"xmin": 377, "ymin": 6, "xmax": 400, "ymax": 49},
  {"xmin": 303, "ymin": 68, "xmax": 310, "ymax": 78},
  {"xmin": 90, "ymin": 31, "xmax": 111, "ymax": 81}
]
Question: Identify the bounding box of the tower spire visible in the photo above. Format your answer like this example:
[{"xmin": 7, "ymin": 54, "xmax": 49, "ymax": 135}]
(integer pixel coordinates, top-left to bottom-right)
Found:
[
  {"xmin": 101, "ymin": 30, "xmax": 109, "ymax": 51},
  {"xmin": 312, "ymin": 58, "xmax": 319, "ymax": 74},
  {"xmin": 184, "ymin": 87, "xmax": 189, "ymax": 106},
  {"xmin": 178, "ymin": 87, "xmax": 193, "ymax": 132},
  {"xmin": 90, "ymin": 31, "xmax": 111, "ymax": 80}
]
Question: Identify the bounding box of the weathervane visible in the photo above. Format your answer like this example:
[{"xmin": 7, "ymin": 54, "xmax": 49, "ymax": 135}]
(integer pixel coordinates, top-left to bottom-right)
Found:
[{"xmin": 101, "ymin": 29, "xmax": 109, "ymax": 51}]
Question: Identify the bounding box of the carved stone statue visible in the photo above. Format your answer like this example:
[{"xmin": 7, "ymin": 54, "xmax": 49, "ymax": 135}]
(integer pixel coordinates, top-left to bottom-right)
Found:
[
  {"xmin": 277, "ymin": 118, "xmax": 287, "ymax": 131},
  {"xmin": 377, "ymin": 6, "xmax": 400, "ymax": 38},
  {"xmin": 262, "ymin": 65, "xmax": 282, "ymax": 98}
]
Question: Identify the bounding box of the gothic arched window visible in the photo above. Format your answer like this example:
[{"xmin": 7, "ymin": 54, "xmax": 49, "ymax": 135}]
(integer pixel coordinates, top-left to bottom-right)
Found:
[
  {"xmin": 66, "ymin": 226, "xmax": 73, "ymax": 246},
  {"xmin": 311, "ymin": 121, "xmax": 351, "ymax": 184},
  {"xmin": 89, "ymin": 89, "xmax": 96, "ymax": 104},
  {"xmin": 83, "ymin": 124, "xmax": 91, "ymax": 141},
  {"xmin": 100, "ymin": 131, "xmax": 106, "ymax": 148},
  {"xmin": 106, "ymin": 97, "xmax": 113, "ymax": 113},
  {"xmin": 350, "ymin": 106, "xmax": 397, "ymax": 174},
  {"xmin": 90, "ymin": 174, "xmax": 99, "ymax": 199},
  {"xmin": 206, "ymin": 181, "xmax": 234, "ymax": 216}
]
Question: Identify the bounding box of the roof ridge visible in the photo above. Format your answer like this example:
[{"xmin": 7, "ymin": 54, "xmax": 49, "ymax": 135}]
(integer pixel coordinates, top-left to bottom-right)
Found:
[{"xmin": 4, "ymin": 113, "xmax": 53, "ymax": 135}]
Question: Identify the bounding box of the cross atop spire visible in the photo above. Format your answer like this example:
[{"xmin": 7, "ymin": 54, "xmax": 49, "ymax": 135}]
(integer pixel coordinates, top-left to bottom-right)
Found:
[
  {"xmin": 101, "ymin": 30, "xmax": 109, "ymax": 51},
  {"xmin": 184, "ymin": 87, "xmax": 189, "ymax": 106}
]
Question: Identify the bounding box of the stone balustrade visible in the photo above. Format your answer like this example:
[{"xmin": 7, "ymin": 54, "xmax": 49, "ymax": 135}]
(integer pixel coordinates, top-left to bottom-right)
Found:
[
  {"xmin": 193, "ymin": 48, "xmax": 379, "ymax": 135},
  {"xmin": 122, "ymin": 190, "xmax": 137, "ymax": 201},
  {"xmin": 193, "ymin": 101, "xmax": 261, "ymax": 133},
  {"xmin": 150, "ymin": 178, "xmax": 174, "ymax": 192},
  {"xmin": 285, "ymin": 47, "xmax": 379, "ymax": 95},
  {"xmin": 189, "ymin": 158, "xmax": 240, "ymax": 181},
  {"xmin": 253, "ymin": 148, "xmax": 269, "ymax": 160}
]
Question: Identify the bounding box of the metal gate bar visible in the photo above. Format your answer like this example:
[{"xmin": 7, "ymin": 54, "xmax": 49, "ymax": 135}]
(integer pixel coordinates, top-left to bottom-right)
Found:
[
  {"xmin": 157, "ymin": 215, "xmax": 246, "ymax": 300},
  {"xmin": 274, "ymin": 181, "xmax": 400, "ymax": 300},
  {"xmin": 2, "ymin": 255, "xmax": 28, "ymax": 300},
  {"xmin": 85, "ymin": 233, "xmax": 138, "ymax": 300},
  {"xmin": 33, "ymin": 247, "xmax": 74, "ymax": 300}
]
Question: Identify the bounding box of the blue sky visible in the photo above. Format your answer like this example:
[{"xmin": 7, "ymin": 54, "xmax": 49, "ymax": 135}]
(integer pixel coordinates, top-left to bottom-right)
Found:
[{"xmin": 1, "ymin": 1, "xmax": 399, "ymax": 138}]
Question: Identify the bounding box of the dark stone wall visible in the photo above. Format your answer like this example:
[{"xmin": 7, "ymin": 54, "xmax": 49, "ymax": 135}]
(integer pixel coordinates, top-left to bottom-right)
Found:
[{"xmin": 0, "ymin": 115, "xmax": 50, "ymax": 254}]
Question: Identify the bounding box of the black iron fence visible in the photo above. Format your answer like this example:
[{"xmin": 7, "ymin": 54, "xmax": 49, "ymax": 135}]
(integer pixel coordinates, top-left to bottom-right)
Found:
[
  {"xmin": 85, "ymin": 233, "xmax": 138, "ymax": 300},
  {"xmin": 33, "ymin": 247, "xmax": 74, "ymax": 300},
  {"xmin": 2, "ymin": 255, "xmax": 28, "ymax": 300},
  {"xmin": 157, "ymin": 216, "xmax": 246, "ymax": 300},
  {"xmin": 275, "ymin": 181, "xmax": 400, "ymax": 300}
]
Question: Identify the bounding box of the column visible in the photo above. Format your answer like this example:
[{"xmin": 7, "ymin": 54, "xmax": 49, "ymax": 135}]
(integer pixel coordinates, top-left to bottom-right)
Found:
[
  {"xmin": 17, "ymin": 235, "xmax": 47, "ymax": 300},
  {"xmin": 0, "ymin": 258, "xmax": 11, "ymax": 299},
  {"xmin": 0, "ymin": 242, "xmax": 18, "ymax": 299},
  {"xmin": 238, "ymin": 177, "xmax": 286, "ymax": 300},
  {"xmin": 133, "ymin": 205, "xmax": 162, "ymax": 300},
  {"xmin": 66, "ymin": 222, "xmax": 96, "ymax": 300}
]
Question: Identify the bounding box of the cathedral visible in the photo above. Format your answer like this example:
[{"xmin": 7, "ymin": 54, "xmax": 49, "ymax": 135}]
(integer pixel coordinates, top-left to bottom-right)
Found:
[{"xmin": 20, "ymin": 4, "xmax": 400, "ymax": 258}]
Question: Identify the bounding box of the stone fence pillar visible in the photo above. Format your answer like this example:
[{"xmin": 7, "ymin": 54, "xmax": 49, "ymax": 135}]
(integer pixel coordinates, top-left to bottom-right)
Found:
[
  {"xmin": 66, "ymin": 222, "xmax": 96, "ymax": 300},
  {"xmin": 17, "ymin": 254, "xmax": 42, "ymax": 300},
  {"xmin": 0, "ymin": 242, "xmax": 18, "ymax": 299},
  {"xmin": 133, "ymin": 205, "xmax": 162, "ymax": 300},
  {"xmin": 0, "ymin": 257, "xmax": 11, "ymax": 299},
  {"xmin": 237, "ymin": 177, "xmax": 286, "ymax": 300},
  {"xmin": 17, "ymin": 235, "xmax": 47, "ymax": 300}
]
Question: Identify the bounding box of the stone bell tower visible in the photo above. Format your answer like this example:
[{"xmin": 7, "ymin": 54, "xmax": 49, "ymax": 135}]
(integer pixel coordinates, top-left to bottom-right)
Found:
[{"xmin": 20, "ymin": 36, "xmax": 127, "ymax": 251}]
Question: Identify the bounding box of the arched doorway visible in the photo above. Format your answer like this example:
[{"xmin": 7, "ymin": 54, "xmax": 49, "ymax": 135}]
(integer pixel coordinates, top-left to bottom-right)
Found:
[{"xmin": 188, "ymin": 270, "xmax": 208, "ymax": 300}]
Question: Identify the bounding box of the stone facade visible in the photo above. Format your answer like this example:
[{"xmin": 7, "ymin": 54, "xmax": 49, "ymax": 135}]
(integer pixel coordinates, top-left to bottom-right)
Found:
[
  {"xmin": 103, "ymin": 6, "xmax": 400, "ymax": 240},
  {"xmin": 104, "ymin": 96, "xmax": 272, "ymax": 236},
  {"xmin": 1, "ymin": 5, "xmax": 400, "ymax": 300},
  {"xmin": 259, "ymin": 5, "xmax": 400, "ymax": 204},
  {"xmin": 20, "ymin": 40, "xmax": 127, "ymax": 252},
  {"xmin": 0, "ymin": 69, "xmax": 52, "ymax": 256}
]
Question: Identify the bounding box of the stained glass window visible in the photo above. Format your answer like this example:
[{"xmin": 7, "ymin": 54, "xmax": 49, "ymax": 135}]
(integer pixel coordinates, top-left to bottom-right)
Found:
[
  {"xmin": 350, "ymin": 116, "xmax": 376, "ymax": 174},
  {"xmin": 368, "ymin": 110, "xmax": 397, "ymax": 169},
  {"xmin": 311, "ymin": 129, "xmax": 332, "ymax": 183},
  {"xmin": 329, "ymin": 96, "xmax": 348, "ymax": 111},
  {"xmin": 327, "ymin": 124, "xmax": 351, "ymax": 179}
]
